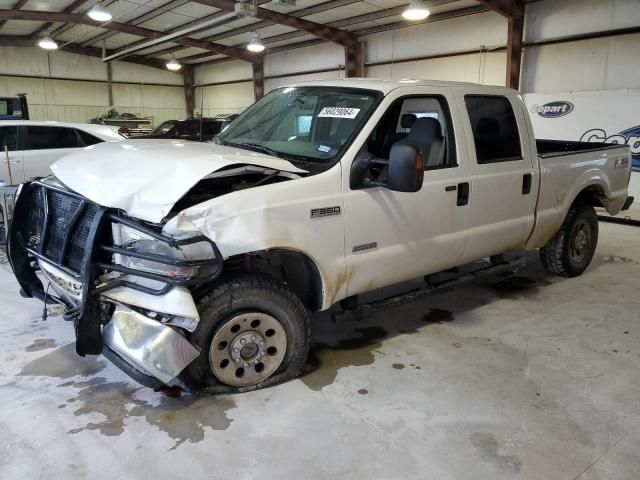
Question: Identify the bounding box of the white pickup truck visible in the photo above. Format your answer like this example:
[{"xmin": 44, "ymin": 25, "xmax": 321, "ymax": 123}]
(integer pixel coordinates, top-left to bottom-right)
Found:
[{"xmin": 7, "ymin": 79, "xmax": 633, "ymax": 394}]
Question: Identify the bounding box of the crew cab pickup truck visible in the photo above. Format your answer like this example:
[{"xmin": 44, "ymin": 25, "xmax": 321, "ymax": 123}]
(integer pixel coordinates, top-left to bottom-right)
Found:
[{"xmin": 7, "ymin": 79, "xmax": 633, "ymax": 394}]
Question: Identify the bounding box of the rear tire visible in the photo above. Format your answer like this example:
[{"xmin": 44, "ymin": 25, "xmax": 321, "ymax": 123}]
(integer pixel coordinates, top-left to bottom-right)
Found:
[
  {"xmin": 540, "ymin": 203, "xmax": 598, "ymax": 277},
  {"xmin": 181, "ymin": 274, "xmax": 311, "ymax": 394}
]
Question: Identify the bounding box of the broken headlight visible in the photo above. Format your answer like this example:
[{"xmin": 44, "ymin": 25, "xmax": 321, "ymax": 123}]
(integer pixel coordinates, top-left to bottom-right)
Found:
[{"xmin": 111, "ymin": 224, "xmax": 216, "ymax": 280}]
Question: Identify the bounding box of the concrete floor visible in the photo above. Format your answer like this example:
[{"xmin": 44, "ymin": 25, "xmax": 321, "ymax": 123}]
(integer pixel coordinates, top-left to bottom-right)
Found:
[{"xmin": 1, "ymin": 222, "xmax": 639, "ymax": 480}]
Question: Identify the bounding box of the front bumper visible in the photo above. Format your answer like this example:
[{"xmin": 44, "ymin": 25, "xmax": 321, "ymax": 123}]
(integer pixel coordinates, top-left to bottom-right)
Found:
[
  {"xmin": 8, "ymin": 179, "xmax": 221, "ymax": 385},
  {"xmin": 103, "ymin": 305, "xmax": 200, "ymax": 385}
]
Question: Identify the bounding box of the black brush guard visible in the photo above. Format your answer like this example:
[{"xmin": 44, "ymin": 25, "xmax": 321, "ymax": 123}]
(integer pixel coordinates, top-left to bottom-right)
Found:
[{"xmin": 8, "ymin": 180, "xmax": 223, "ymax": 356}]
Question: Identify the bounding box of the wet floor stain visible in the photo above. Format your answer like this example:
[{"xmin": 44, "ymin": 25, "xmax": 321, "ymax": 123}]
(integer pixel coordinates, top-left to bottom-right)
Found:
[
  {"xmin": 63, "ymin": 377, "xmax": 237, "ymax": 449},
  {"xmin": 24, "ymin": 338, "xmax": 57, "ymax": 352},
  {"xmin": 392, "ymin": 363, "xmax": 405, "ymax": 370},
  {"xmin": 600, "ymin": 255, "xmax": 636, "ymax": 264},
  {"xmin": 469, "ymin": 432, "xmax": 522, "ymax": 473},
  {"xmin": 17, "ymin": 343, "xmax": 107, "ymax": 378},
  {"xmin": 481, "ymin": 275, "xmax": 551, "ymax": 298},
  {"xmin": 302, "ymin": 326, "xmax": 389, "ymax": 391},
  {"xmin": 15, "ymin": 341, "xmax": 238, "ymax": 449},
  {"xmin": 422, "ymin": 309, "xmax": 454, "ymax": 324}
]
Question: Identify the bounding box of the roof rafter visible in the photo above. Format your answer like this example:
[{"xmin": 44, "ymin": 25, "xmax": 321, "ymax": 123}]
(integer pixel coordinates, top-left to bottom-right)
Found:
[
  {"xmin": 0, "ymin": 9, "xmax": 254, "ymax": 61},
  {"xmin": 80, "ymin": 0, "xmax": 190, "ymax": 47},
  {"xmin": 0, "ymin": 0, "xmax": 29, "ymax": 30},
  {"xmin": 31, "ymin": 0, "xmax": 93, "ymax": 39},
  {"xmin": 148, "ymin": 0, "xmax": 460, "ymax": 59},
  {"xmin": 178, "ymin": 4, "xmax": 489, "ymax": 65},
  {"xmin": 191, "ymin": 0, "xmax": 357, "ymax": 47},
  {"xmin": 49, "ymin": 0, "xmax": 116, "ymax": 38},
  {"xmin": 0, "ymin": 35, "xmax": 168, "ymax": 70},
  {"xmin": 475, "ymin": 0, "xmax": 518, "ymax": 18}
]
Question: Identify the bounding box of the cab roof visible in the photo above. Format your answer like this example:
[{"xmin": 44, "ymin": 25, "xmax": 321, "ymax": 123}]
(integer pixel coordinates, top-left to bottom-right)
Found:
[{"xmin": 283, "ymin": 78, "xmax": 516, "ymax": 96}]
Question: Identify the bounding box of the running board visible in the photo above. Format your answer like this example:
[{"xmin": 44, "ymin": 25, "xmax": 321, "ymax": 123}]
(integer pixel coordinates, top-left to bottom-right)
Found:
[
  {"xmin": 598, "ymin": 215, "xmax": 640, "ymax": 228},
  {"xmin": 333, "ymin": 257, "xmax": 527, "ymax": 322}
]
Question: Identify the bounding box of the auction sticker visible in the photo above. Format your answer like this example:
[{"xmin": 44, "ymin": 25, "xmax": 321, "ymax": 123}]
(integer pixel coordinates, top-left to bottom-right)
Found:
[{"xmin": 318, "ymin": 107, "xmax": 360, "ymax": 119}]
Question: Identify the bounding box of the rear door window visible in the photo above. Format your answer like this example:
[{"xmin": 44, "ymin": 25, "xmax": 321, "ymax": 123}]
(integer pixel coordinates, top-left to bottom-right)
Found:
[
  {"xmin": 464, "ymin": 95, "xmax": 522, "ymax": 164},
  {"xmin": 0, "ymin": 126, "xmax": 18, "ymax": 151},
  {"xmin": 25, "ymin": 126, "xmax": 82, "ymax": 150}
]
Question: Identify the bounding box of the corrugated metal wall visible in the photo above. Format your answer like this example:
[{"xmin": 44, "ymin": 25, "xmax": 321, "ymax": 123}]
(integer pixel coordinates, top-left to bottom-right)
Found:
[{"xmin": 0, "ymin": 47, "xmax": 186, "ymax": 126}]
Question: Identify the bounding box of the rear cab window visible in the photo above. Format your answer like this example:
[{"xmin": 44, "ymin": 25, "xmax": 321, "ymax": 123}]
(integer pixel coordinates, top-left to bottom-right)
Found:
[{"xmin": 464, "ymin": 95, "xmax": 522, "ymax": 164}]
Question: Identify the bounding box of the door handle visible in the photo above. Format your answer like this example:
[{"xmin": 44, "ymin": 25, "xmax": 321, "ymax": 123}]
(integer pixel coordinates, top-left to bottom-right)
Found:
[
  {"xmin": 522, "ymin": 173, "xmax": 532, "ymax": 195},
  {"xmin": 457, "ymin": 182, "xmax": 470, "ymax": 206}
]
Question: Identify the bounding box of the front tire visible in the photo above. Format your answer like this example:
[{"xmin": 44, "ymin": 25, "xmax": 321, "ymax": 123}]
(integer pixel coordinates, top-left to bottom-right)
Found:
[
  {"xmin": 540, "ymin": 203, "xmax": 598, "ymax": 277},
  {"xmin": 182, "ymin": 274, "xmax": 311, "ymax": 394}
]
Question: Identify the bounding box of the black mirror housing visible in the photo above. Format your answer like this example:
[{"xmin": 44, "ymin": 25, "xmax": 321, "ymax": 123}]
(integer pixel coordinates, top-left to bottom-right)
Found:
[{"xmin": 387, "ymin": 144, "xmax": 424, "ymax": 192}]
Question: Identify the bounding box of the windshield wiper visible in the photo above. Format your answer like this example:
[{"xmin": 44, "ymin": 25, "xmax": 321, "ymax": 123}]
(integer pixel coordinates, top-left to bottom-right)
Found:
[{"xmin": 236, "ymin": 143, "xmax": 283, "ymax": 159}]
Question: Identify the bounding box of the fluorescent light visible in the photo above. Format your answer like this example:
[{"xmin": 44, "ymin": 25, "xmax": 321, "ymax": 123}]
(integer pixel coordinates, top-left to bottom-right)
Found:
[
  {"xmin": 166, "ymin": 58, "xmax": 182, "ymax": 71},
  {"xmin": 38, "ymin": 36, "xmax": 59, "ymax": 50},
  {"xmin": 88, "ymin": 3, "xmax": 113, "ymax": 22},
  {"xmin": 402, "ymin": 0, "xmax": 430, "ymax": 21},
  {"xmin": 247, "ymin": 33, "xmax": 265, "ymax": 53}
]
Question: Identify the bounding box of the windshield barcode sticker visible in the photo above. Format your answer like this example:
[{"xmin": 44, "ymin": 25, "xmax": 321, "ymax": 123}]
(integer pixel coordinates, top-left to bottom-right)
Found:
[{"xmin": 318, "ymin": 107, "xmax": 361, "ymax": 119}]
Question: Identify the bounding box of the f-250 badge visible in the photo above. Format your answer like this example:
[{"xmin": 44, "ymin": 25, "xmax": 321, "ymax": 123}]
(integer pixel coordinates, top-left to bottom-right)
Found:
[{"xmin": 311, "ymin": 206, "xmax": 341, "ymax": 218}]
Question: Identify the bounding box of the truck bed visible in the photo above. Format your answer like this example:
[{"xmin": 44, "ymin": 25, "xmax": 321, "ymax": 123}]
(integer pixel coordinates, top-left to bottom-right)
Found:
[{"xmin": 536, "ymin": 139, "xmax": 622, "ymax": 159}]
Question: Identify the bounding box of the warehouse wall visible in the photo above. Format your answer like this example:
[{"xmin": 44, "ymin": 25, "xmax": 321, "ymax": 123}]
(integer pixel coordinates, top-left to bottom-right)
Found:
[
  {"xmin": 0, "ymin": 47, "xmax": 186, "ymax": 125},
  {"xmin": 194, "ymin": 0, "xmax": 640, "ymax": 111}
]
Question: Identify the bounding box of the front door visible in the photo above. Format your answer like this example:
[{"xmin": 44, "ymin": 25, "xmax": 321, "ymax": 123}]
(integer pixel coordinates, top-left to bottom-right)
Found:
[
  {"xmin": 0, "ymin": 126, "xmax": 24, "ymax": 184},
  {"xmin": 343, "ymin": 89, "xmax": 471, "ymax": 297}
]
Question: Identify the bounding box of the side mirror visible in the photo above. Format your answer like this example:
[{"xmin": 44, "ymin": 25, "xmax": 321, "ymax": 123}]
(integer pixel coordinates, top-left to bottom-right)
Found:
[{"xmin": 387, "ymin": 143, "xmax": 424, "ymax": 192}]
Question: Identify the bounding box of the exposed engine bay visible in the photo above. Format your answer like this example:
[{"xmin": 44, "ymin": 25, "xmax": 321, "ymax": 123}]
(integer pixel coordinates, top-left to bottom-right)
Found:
[{"xmin": 169, "ymin": 165, "xmax": 302, "ymax": 217}]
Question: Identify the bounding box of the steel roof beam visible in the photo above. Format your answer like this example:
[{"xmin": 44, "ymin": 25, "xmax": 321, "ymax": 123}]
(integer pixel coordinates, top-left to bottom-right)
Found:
[
  {"xmin": 0, "ymin": 35, "xmax": 168, "ymax": 70},
  {"xmin": 49, "ymin": 0, "xmax": 116, "ymax": 38},
  {"xmin": 475, "ymin": 0, "xmax": 516, "ymax": 18},
  {"xmin": 30, "ymin": 0, "xmax": 90, "ymax": 39},
  {"xmin": 0, "ymin": 0, "xmax": 29, "ymax": 30},
  {"xmin": 0, "ymin": 9, "xmax": 253, "ymax": 61},
  {"xmin": 81, "ymin": 0, "xmax": 191, "ymax": 47},
  {"xmin": 191, "ymin": 0, "xmax": 357, "ymax": 47}
]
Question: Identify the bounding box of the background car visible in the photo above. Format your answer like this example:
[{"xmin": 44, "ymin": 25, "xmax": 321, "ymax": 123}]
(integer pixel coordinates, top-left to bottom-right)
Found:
[
  {"xmin": 133, "ymin": 115, "xmax": 238, "ymax": 142},
  {"xmin": 0, "ymin": 121, "xmax": 124, "ymax": 184}
]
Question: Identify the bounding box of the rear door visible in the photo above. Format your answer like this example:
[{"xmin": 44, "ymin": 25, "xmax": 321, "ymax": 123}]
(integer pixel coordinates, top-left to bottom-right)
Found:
[
  {"xmin": 0, "ymin": 125, "xmax": 24, "ymax": 184},
  {"xmin": 457, "ymin": 92, "xmax": 537, "ymax": 263},
  {"xmin": 22, "ymin": 126, "xmax": 84, "ymax": 180}
]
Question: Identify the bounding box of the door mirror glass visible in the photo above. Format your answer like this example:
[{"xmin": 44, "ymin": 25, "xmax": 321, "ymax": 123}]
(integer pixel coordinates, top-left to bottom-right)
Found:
[{"xmin": 387, "ymin": 143, "xmax": 424, "ymax": 192}]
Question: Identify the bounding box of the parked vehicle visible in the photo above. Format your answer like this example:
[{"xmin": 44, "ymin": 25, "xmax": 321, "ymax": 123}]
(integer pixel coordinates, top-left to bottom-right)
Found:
[
  {"xmin": 0, "ymin": 94, "xmax": 29, "ymax": 120},
  {"xmin": 7, "ymin": 80, "xmax": 633, "ymax": 393},
  {"xmin": 133, "ymin": 115, "xmax": 238, "ymax": 142},
  {"xmin": 0, "ymin": 121, "xmax": 124, "ymax": 184}
]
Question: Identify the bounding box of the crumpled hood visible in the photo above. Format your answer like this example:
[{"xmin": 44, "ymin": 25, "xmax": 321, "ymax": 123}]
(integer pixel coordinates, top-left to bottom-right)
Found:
[{"xmin": 51, "ymin": 139, "xmax": 307, "ymax": 223}]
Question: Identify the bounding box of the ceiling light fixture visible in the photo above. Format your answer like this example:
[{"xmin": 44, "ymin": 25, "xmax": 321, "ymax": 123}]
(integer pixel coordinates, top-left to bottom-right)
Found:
[
  {"xmin": 88, "ymin": 2, "xmax": 113, "ymax": 22},
  {"xmin": 38, "ymin": 36, "xmax": 59, "ymax": 50},
  {"xmin": 247, "ymin": 32, "xmax": 265, "ymax": 53},
  {"xmin": 166, "ymin": 57, "xmax": 182, "ymax": 71},
  {"xmin": 402, "ymin": 0, "xmax": 431, "ymax": 21}
]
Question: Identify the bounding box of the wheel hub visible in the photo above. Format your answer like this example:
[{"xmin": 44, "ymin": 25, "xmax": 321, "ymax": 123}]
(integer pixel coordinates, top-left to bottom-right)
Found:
[
  {"xmin": 209, "ymin": 312, "xmax": 287, "ymax": 387},
  {"xmin": 569, "ymin": 219, "xmax": 592, "ymax": 263},
  {"xmin": 231, "ymin": 331, "xmax": 265, "ymax": 362}
]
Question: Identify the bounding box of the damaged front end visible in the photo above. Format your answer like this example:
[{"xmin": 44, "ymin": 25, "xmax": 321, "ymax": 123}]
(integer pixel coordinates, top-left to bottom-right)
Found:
[{"xmin": 8, "ymin": 177, "xmax": 223, "ymax": 388}]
